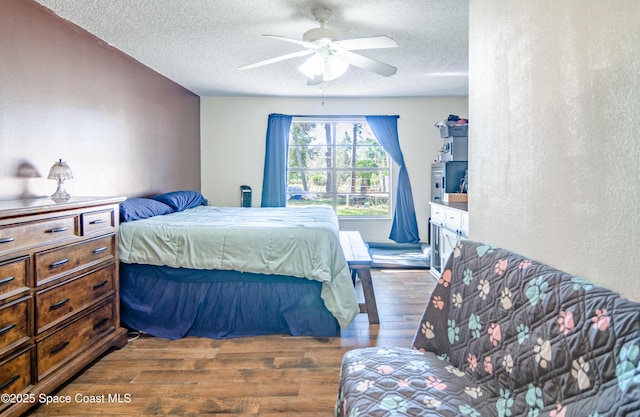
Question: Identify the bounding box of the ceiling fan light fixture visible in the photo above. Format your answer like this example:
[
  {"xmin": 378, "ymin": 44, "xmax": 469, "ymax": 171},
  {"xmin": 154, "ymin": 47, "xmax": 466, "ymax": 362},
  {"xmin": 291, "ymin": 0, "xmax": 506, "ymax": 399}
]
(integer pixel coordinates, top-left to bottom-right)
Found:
[
  {"xmin": 298, "ymin": 51, "xmax": 349, "ymax": 82},
  {"xmin": 323, "ymin": 55, "xmax": 349, "ymax": 81},
  {"xmin": 298, "ymin": 54, "xmax": 325, "ymax": 79}
]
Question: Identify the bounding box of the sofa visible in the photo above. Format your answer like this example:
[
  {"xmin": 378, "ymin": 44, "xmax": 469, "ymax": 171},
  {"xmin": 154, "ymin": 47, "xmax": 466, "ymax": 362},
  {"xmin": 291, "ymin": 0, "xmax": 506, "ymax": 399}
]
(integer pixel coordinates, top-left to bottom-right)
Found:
[{"xmin": 336, "ymin": 240, "xmax": 640, "ymax": 416}]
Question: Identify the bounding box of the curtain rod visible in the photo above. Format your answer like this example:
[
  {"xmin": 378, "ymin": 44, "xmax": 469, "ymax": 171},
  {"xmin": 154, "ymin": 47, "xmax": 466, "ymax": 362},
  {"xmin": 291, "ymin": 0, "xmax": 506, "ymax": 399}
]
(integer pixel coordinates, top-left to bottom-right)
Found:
[{"xmin": 285, "ymin": 114, "xmax": 400, "ymax": 119}]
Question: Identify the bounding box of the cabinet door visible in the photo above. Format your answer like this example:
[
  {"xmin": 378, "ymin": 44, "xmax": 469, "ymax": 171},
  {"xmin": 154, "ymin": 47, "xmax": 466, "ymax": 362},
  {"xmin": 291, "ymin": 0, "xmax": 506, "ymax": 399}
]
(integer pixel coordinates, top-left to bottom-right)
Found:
[
  {"xmin": 429, "ymin": 222, "xmax": 442, "ymax": 278},
  {"xmin": 461, "ymin": 212, "xmax": 469, "ymax": 238},
  {"xmin": 441, "ymin": 228, "xmax": 459, "ymax": 270}
]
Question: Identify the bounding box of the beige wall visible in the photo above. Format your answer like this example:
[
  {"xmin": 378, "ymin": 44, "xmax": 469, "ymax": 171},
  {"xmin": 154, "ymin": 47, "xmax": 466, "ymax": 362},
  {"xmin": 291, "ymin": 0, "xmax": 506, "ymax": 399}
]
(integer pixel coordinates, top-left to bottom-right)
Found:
[
  {"xmin": 0, "ymin": 0, "xmax": 201, "ymax": 201},
  {"xmin": 469, "ymin": 0, "xmax": 640, "ymax": 298},
  {"xmin": 201, "ymin": 96, "xmax": 468, "ymax": 243}
]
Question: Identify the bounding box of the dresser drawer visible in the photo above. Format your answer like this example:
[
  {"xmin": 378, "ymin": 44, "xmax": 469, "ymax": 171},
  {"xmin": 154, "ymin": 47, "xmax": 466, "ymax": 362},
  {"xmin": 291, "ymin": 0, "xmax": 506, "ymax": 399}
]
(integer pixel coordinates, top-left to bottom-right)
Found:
[
  {"xmin": 36, "ymin": 264, "xmax": 114, "ymax": 333},
  {"xmin": 0, "ymin": 215, "xmax": 77, "ymax": 256},
  {"xmin": 444, "ymin": 209, "xmax": 462, "ymax": 231},
  {"xmin": 34, "ymin": 235, "xmax": 115, "ymax": 285},
  {"xmin": 0, "ymin": 297, "xmax": 31, "ymax": 355},
  {"xmin": 37, "ymin": 301, "xmax": 114, "ymax": 379},
  {"xmin": 82, "ymin": 209, "xmax": 115, "ymax": 236},
  {"xmin": 0, "ymin": 348, "xmax": 33, "ymax": 402},
  {"xmin": 0, "ymin": 256, "xmax": 30, "ymax": 301},
  {"xmin": 430, "ymin": 204, "xmax": 446, "ymax": 223}
]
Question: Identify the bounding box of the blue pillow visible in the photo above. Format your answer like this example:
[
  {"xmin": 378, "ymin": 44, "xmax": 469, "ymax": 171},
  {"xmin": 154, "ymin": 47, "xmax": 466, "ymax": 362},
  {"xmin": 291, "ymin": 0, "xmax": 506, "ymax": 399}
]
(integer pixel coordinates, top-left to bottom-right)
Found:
[
  {"xmin": 120, "ymin": 198, "xmax": 174, "ymax": 222},
  {"xmin": 150, "ymin": 190, "xmax": 207, "ymax": 212}
]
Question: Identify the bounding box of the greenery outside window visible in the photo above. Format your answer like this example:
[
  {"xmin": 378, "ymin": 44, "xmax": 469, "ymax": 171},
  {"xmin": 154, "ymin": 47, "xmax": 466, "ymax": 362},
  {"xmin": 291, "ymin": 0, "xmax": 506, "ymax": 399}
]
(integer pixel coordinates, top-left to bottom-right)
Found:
[{"xmin": 287, "ymin": 118, "xmax": 391, "ymax": 217}]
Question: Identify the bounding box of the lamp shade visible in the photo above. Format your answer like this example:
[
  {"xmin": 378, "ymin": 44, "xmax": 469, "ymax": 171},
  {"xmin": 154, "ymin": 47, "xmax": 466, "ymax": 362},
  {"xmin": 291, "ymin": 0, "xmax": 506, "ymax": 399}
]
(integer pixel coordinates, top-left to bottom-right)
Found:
[{"xmin": 47, "ymin": 159, "xmax": 74, "ymax": 181}]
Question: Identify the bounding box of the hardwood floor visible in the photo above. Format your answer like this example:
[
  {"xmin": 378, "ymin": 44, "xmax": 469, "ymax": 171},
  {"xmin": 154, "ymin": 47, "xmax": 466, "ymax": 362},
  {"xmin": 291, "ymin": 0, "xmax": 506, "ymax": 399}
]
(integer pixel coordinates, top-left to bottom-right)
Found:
[{"xmin": 26, "ymin": 269, "xmax": 435, "ymax": 417}]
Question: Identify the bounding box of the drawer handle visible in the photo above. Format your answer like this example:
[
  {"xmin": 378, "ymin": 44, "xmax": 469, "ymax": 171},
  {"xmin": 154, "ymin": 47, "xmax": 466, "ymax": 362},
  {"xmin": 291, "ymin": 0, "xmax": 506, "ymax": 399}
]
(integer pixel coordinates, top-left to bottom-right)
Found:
[
  {"xmin": 0, "ymin": 276, "xmax": 15, "ymax": 286},
  {"xmin": 50, "ymin": 341, "xmax": 70, "ymax": 355},
  {"xmin": 48, "ymin": 226, "xmax": 69, "ymax": 233},
  {"xmin": 0, "ymin": 375, "xmax": 20, "ymax": 391},
  {"xmin": 92, "ymin": 246, "xmax": 108, "ymax": 254},
  {"xmin": 90, "ymin": 219, "xmax": 107, "ymax": 224},
  {"xmin": 93, "ymin": 317, "xmax": 109, "ymax": 330},
  {"xmin": 0, "ymin": 323, "xmax": 16, "ymax": 336},
  {"xmin": 93, "ymin": 280, "xmax": 109, "ymax": 290},
  {"xmin": 50, "ymin": 298, "xmax": 70, "ymax": 310},
  {"xmin": 50, "ymin": 258, "xmax": 69, "ymax": 268},
  {"xmin": 0, "ymin": 237, "xmax": 15, "ymax": 244}
]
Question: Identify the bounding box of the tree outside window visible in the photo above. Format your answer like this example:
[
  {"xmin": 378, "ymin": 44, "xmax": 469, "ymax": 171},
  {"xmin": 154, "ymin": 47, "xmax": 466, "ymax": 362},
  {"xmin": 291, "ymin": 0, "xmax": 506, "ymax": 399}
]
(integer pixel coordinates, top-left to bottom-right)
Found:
[{"xmin": 287, "ymin": 119, "xmax": 390, "ymax": 217}]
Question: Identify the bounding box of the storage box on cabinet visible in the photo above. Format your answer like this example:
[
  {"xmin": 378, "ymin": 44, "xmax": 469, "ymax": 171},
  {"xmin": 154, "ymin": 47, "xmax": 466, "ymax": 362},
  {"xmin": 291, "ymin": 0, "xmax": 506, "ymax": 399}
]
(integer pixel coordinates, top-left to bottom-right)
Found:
[
  {"xmin": 0, "ymin": 197, "xmax": 127, "ymax": 417},
  {"xmin": 439, "ymin": 124, "xmax": 468, "ymax": 138}
]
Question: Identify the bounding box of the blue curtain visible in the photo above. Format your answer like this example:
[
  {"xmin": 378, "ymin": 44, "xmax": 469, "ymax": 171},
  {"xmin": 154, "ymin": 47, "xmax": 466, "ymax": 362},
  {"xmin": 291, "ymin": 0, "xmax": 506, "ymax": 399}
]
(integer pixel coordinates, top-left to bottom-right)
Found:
[
  {"xmin": 366, "ymin": 115, "xmax": 420, "ymax": 243},
  {"xmin": 261, "ymin": 114, "xmax": 292, "ymax": 207}
]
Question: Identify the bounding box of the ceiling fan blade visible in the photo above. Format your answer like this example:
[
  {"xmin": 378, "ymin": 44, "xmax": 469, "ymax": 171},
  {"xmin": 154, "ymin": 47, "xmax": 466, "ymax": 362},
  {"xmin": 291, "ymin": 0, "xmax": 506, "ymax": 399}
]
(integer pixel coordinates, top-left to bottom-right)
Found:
[
  {"xmin": 263, "ymin": 34, "xmax": 319, "ymax": 50},
  {"xmin": 333, "ymin": 35, "xmax": 398, "ymax": 51},
  {"xmin": 333, "ymin": 49, "xmax": 397, "ymax": 77},
  {"xmin": 238, "ymin": 49, "xmax": 314, "ymax": 71}
]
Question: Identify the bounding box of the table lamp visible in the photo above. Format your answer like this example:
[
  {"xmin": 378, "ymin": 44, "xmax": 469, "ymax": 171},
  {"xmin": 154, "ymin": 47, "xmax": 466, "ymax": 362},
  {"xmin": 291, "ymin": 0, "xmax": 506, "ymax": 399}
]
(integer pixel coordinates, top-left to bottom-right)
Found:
[{"xmin": 47, "ymin": 159, "xmax": 73, "ymax": 203}]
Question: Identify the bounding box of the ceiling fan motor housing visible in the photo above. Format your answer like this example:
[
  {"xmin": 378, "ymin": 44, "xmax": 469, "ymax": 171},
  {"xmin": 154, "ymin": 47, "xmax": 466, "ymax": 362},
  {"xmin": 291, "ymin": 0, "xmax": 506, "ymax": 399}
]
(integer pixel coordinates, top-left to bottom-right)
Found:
[
  {"xmin": 304, "ymin": 7, "xmax": 338, "ymax": 44},
  {"xmin": 303, "ymin": 27, "xmax": 339, "ymax": 44}
]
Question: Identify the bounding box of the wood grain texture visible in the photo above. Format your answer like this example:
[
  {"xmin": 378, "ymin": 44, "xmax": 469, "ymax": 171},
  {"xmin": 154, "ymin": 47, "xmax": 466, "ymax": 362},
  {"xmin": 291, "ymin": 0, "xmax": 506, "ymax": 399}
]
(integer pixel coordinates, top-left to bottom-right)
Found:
[
  {"xmin": 26, "ymin": 269, "xmax": 434, "ymax": 416},
  {"xmin": 0, "ymin": 198, "xmax": 127, "ymax": 417},
  {"xmin": 339, "ymin": 231, "xmax": 378, "ymax": 323}
]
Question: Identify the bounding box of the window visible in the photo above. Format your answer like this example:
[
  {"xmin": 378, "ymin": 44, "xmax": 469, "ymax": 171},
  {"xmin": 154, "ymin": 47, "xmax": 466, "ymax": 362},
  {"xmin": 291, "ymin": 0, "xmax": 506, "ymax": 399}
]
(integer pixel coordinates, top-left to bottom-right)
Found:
[{"xmin": 287, "ymin": 118, "xmax": 391, "ymax": 217}]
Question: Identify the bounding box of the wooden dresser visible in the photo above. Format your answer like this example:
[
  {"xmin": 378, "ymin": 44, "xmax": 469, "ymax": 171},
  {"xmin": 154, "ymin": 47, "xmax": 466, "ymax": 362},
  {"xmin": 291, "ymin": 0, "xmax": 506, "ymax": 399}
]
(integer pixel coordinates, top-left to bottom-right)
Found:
[{"xmin": 0, "ymin": 197, "xmax": 128, "ymax": 416}]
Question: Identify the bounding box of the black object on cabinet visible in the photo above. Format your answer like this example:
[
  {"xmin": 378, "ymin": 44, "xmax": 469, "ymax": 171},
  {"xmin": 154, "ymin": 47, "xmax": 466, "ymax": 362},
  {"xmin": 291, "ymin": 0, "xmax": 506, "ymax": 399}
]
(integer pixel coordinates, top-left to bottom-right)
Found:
[
  {"xmin": 240, "ymin": 185, "xmax": 252, "ymax": 207},
  {"xmin": 431, "ymin": 162, "xmax": 468, "ymax": 203}
]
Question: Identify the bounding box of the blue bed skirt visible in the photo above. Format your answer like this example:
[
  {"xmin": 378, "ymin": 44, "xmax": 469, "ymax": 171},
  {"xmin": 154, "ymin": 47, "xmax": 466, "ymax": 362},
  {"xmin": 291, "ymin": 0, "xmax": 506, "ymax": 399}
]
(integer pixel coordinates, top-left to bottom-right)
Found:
[{"xmin": 119, "ymin": 263, "xmax": 340, "ymax": 339}]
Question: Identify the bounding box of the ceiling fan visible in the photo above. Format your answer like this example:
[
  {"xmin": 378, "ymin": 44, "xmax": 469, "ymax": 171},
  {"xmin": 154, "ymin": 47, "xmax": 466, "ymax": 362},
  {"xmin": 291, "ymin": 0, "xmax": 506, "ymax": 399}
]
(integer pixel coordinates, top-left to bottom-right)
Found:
[{"xmin": 238, "ymin": 7, "xmax": 398, "ymax": 85}]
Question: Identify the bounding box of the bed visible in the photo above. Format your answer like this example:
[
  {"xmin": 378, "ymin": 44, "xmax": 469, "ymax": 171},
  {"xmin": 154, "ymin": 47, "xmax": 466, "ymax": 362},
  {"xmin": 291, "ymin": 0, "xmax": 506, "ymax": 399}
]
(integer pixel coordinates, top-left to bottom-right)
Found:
[{"xmin": 117, "ymin": 191, "xmax": 359, "ymax": 339}]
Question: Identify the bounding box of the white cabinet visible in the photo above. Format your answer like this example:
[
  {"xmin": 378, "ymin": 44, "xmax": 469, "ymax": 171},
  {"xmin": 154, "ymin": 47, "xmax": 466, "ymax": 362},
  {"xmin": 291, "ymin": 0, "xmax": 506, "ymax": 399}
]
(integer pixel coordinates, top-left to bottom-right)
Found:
[{"xmin": 429, "ymin": 202, "xmax": 468, "ymax": 279}]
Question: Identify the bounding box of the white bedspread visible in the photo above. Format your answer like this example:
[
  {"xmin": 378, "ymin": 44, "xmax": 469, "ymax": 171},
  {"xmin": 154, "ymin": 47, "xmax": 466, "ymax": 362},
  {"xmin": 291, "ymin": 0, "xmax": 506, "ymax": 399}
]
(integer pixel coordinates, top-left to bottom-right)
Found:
[{"xmin": 119, "ymin": 205, "xmax": 358, "ymax": 329}]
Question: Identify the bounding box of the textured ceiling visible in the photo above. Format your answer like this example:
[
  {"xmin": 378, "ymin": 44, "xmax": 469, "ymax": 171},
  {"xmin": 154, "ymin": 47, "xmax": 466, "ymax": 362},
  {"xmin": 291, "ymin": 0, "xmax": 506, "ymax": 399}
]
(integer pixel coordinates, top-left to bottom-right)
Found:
[{"xmin": 33, "ymin": 0, "xmax": 469, "ymax": 98}]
